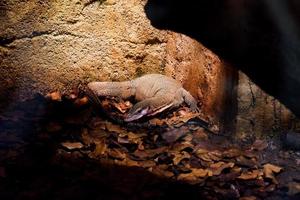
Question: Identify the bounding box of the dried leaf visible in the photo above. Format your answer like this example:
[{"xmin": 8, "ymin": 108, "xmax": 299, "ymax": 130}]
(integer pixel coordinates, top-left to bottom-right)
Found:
[
  {"xmin": 105, "ymin": 122, "xmax": 125, "ymax": 133},
  {"xmin": 177, "ymin": 173, "xmax": 203, "ymax": 184},
  {"xmin": 192, "ymin": 129, "xmax": 208, "ymax": 141},
  {"xmin": 236, "ymin": 156, "xmax": 257, "ymax": 168},
  {"xmin": 191, "ymin": 168, "xmax": 212, "ymax": 177},
  {"xmin": 165, "ymin": 109, "xmax": 200, "ymax": 126},
  {"xmin": 209, "ymin": 162, "xmax": 235, "ymax": 176},
  {"xmin": 149, "ymin": 118, "xmax": 166, "ymax": 126},
  {"xmin": 74, "ymin": 97, "xmax": 89, "ymax": 107},
  {"xmin": 162, "ymin": 127, "xmax": 189, "ymax": 143},
  {"xmin": 288, "ymin": 182, "xmax": 300, "ymax": 196},
  {"xmin": 171, "ymin": 142, "xmax": 194, "ymax": 152},
  {"xmin": 46, "ymin": 91, "xmax": 62, "ymax": 101},
  {"xmin": 239, "ymin": 196, "xmax": 257, "ymax": 200},
  {"xmin": 113, "ymin": 100, "xmax": 132, "ymax": 113},
  {"xmin": 243, "ymin": 150, "xmax": 258, "ymax": 159},
  {"xmin": 251, "ymin": 139, "xmax": 268, "ymax": 151},
  {"xmin": 88, "ymin": 117, "xmax": 107, "ymax": 130},
  {"xmin": 127, "ymin": 132, "xmax": 145, "ymax": 143},
  {"xmin": 61, "ymin": 142, "xmax": 84, "ymax": 150},
  {"xmin": 263, "ymin": 163, "xmax": 283, "ymax": 184},
  {"xmin": 223, "ymin": 148, "xmax": 241, "ymax": 158},
  {"xmin": 218, "ymin": 167, "xmax": 241, "ymax": 182},
  {"xmin": 172, "ymin": 151, "xmax": 191, "ymax": 165},
  {"xmin": 138, "ymin": 160, "xmax": 156, "ymax": 168},
  {"xmin": 238, "ymin": 169, "xmax": 262, "ymax": 180},
  {"xmin": 132, "ymin": 147, "xmax": 168, "ymax": 160},
  {"xmin": 196, "ymin": 150, "xmax": 222, "ymax": 162},
  {"xmin": 108, "ymin": 148, "xmax": 126, "ymax": 160},
  {"xmin": 207, "ymin": 150, "xmax": 222, "ymax": 161},
  {"xmin": 117, "ymin": 137, "xmax": 130, "ymax": 144},
  {"xmin": 149, "ymin": 165, "xmax": 174, "ymax": 178},
  {"xmin": 93, "ymin": 141, "xmax": 107, "ymax": 156}
]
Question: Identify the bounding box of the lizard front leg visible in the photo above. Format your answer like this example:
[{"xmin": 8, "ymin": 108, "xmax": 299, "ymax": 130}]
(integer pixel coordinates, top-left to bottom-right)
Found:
[{"xmin": 180, "ymin": 88, "xmax": 200, "ymax": 112}]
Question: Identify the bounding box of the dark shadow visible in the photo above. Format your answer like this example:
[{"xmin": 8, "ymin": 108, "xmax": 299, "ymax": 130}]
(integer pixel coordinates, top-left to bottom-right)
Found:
[{"xmin": 144, "ymin": 0, "xmax": 300, "ymax": 117}]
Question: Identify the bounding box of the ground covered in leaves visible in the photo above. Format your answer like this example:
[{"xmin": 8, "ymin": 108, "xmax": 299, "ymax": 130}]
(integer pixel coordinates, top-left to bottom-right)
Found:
[{"xmin": 0, "ymin": 91, "xmax": 300, "ymax": 200}]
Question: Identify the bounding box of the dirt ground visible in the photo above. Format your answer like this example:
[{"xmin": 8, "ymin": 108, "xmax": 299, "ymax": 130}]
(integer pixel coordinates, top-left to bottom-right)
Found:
[{"xmin": 0, "ymin": 92, "xmax": 299, "ymax": 200}]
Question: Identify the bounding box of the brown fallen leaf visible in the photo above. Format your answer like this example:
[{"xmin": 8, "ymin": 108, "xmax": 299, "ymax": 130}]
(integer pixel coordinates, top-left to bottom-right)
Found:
[
  {"xmin": 165, "ymin": 109, "xmax": 200, "ymax": 126},
  {"xmin": 236, "ymin": 156, "xmax": 257, "ymax": 168},
  {"xmin": 177, "ymin": 173, "xmax": 203, "ymax": 184},
  {"xmin": 192, "ymin": 128, "xmax": 208, "ymax": 142},
  {"xmin": 191, "ymin": 168, "xmax": 212, "ymax": 177},
  {"xmin": 127, "ymin": 132, "xmax": 146, "ymax": 143},
  {"xmin": 91, "ymin": 141, "xmax": 107, "ymax": 156},
  {"xmin": 288, "ymin": 182, "xmax": 300, "ymax": 196},
  {"xmin": 243, "ymin": 150, "xmax": 258, "ymax": 159},
  {"xmin": 149, "ymin": 118, "xmax": 166, "ymax": 126},
  {"xmin": 88, "ymin": 117, "xmax": 107, "ymax": 130},
  {"xmin": 162, "ymin": 127, "xmax": 189, "ymax": 143},
  {"xmin": 149, "ymin": 165, "xmax": 174, "ymax": 178},
  {"xmin": 45, "ymin": 91, "xmax": 62, "ymax": 101},
  {"xmin": 209, "ymin": 162, "xmax": 235, "ymax": 176},
  {"xmin": 108, "ymin": 148, "xmax": 126, "ymax": 160},
  {"xmin": 113, "ymin": 100, "xmax": 132, "ymax": 113},
  {"xmin": 263, "ymin": 163, "xmax": 283, "ymax": 184},
  {"xmin": 239, "ymin": 196, "xmax": 257, "ymax": 200},
  {"xmin": 137, "ymin": 160, "xmax": 156, "ymax": 168},
  {"xmin": 238, "ymin": 169, "xmax": 262, "ymax": 180},
  {"xmin": 61, "ymin": 142, "xmax": 84, "ymax": 150},
  {"xmin": 196, "ymin": 150, "xmax": 222, "ymax": 162},
  {"xmin": 207, "ymin": 150, "xmax": 222, "ymax": 161},
  {"xmin": 171, "ymin": 142, "xmax": 194, "ymax": 152},
  {"xmin": 218, "ymin": 167, "xmax": 241, "ymax": 182},
  {"xmin": 74, "ymin": 97, "xmax": 89, "ymax": 107},
  {"xmin": 172, "ymin": 151, "xmax": 191, "ymax": 165},
  {"xmin": 105, "ymin": 121, "xmax": 126, "ymax": 133},
  {"xmin": 223, "ymin": 148, "xmax": 241, "ymax": 158},
  {"xmin": 117, "ymin": 136, "xmax": 130, "ymax": 144},
  {"xmin": 251, "ymin": 139, "xmax": 268, "ymax": 151},
  {"xmin": 132, "ymin": 147, "xmax": 168, "ymax": 160}
]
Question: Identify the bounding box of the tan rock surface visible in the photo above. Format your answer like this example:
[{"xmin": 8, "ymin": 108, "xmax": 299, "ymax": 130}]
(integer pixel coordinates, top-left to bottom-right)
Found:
[
  {"xmin": 3, "ymin": 0, "xmax": 296, "ymax": 136},
  {"xmin": 236, "ymin": 72, "xmax": 300, "ymax": 138},
  {"xmin": 0, "ymin": 0, "xmax": 235, "ymax": 131}
]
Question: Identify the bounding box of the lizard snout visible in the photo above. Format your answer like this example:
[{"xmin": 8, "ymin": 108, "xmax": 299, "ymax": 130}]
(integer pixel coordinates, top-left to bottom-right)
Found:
[{"xmin": 125, "ymin": 107, "xmax": 150, "ymax": 122}]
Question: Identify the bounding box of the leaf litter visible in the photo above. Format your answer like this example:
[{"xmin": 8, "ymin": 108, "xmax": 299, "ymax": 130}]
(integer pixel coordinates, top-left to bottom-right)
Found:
[{"xmin": 0, "ymin": 91, "xmax": 299, "ymax": 200}]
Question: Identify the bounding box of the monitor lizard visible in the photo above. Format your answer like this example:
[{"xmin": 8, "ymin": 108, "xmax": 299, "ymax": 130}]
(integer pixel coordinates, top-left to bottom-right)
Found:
[{"xmin": 86, "ymin": 74, "xmax": 199, "ymax": 122}]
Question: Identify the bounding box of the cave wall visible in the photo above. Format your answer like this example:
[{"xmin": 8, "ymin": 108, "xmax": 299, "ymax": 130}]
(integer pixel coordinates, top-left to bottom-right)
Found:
[
  {"xmin": 236, "ymin": 72, "xmax": 300, "ymax": 139},
  {"xmin": 2, "ymin": 0, "xmax": 296, "ymax": 136},
  {"xmin": 0, "ymin": 0, "xmax": 233, "ymax": 130}
]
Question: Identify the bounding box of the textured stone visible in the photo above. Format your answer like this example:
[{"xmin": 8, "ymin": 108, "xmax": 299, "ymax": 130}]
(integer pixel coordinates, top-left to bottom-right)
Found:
[
  {"xmin": 236, "ymin": 72, "xmax": 300, "ymax": 139},
  {"xmin": 0, "ymin": 0, "xmax": 234, "ymax": 132},
  {"xmin": 0, "ymin": 0, "xmax": 168, "ymax": 101},
  {"xmin": 164, "ymin": 33, "xmax": 237, "ymax": 131}
]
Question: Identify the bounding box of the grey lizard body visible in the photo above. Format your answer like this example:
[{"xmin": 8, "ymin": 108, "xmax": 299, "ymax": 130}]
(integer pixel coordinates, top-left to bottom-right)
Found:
[{"xmin": 87, "ymin": 74, "xmax": 199, "ymax": 121}]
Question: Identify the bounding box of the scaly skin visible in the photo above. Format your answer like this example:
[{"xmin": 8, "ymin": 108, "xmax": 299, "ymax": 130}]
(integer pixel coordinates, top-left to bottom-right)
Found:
[{"xmin": 87, "ymin": 74, "xmax": 199, "ymax": 121}]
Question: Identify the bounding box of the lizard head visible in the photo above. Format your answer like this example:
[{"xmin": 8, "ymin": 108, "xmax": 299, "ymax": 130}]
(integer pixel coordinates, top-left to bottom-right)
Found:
[{"xmin": 125, "ymin": 106, "xmax": 150, "ymax": 122}]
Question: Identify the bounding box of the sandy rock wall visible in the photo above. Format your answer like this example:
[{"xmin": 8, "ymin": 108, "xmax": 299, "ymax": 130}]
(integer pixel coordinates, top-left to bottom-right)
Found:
[
  {"xmin": 0, "ymin": 0, "xmax": 167, "ymax": 99},
  {"xmin": 0, "ymin": 0, "xmax": 234, "ymax": 130},
  {"xmin": 236, "ymin": 72, "xmax": 300, "ymax": 139},
  {"xmin": 164, "ymin": 33, "xmax": 238, "ymax": 132}
]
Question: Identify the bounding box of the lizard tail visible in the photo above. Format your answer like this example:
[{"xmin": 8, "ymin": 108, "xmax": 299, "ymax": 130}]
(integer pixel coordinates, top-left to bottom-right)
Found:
[{"xmin": 87, "ymin": 81, "xmax": 134, "ymax": 99}]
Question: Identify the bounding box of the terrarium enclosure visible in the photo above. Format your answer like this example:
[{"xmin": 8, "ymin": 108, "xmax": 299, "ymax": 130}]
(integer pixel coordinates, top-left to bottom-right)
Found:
[{"xmin": 0, "ymin": 0, "xmax": 300, "ymax": 199}]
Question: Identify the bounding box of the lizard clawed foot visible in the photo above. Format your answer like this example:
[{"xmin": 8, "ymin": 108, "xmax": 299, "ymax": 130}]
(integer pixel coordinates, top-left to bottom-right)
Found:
[{"xmin": 190, "ymin": 104, "xmax": 200, "ymax": 113}]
